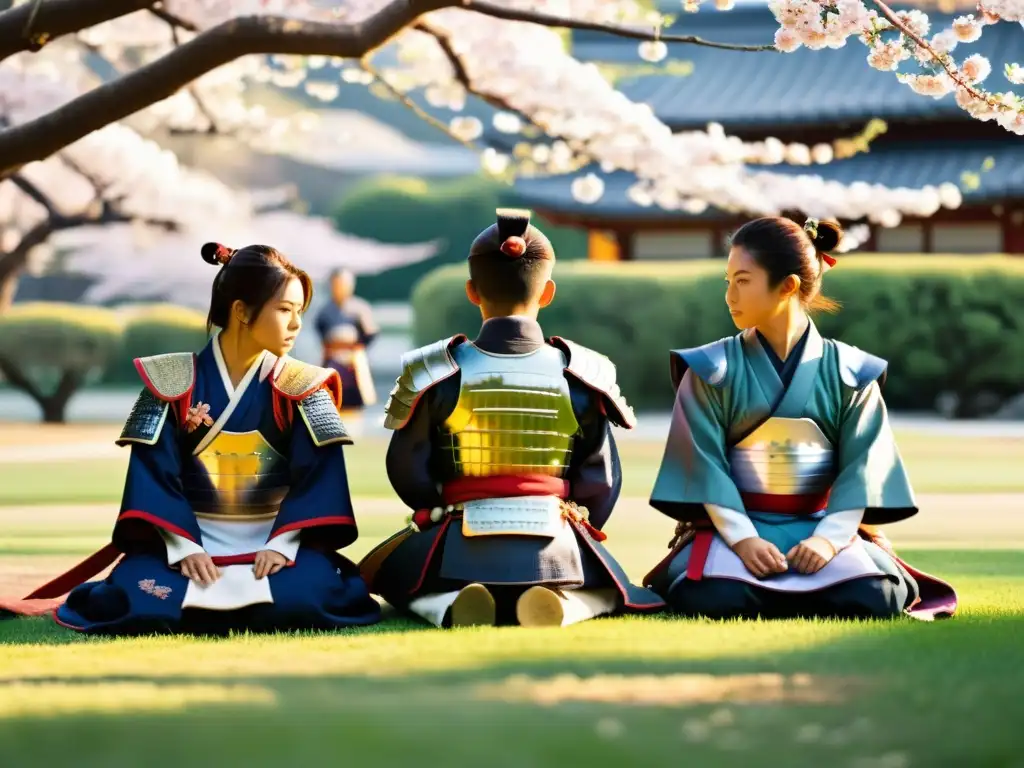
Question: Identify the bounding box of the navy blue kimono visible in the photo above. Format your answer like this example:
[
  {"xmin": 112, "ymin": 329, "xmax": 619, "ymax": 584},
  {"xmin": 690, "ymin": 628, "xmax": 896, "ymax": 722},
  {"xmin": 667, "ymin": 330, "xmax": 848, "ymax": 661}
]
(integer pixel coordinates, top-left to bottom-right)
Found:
[
  {"xmin": 315, "ymin": 297, "xmax": 378, "ymax": 408},
  {"xmin": 55, "ymin": 336, "xmax": 381, "ymax": 635}
]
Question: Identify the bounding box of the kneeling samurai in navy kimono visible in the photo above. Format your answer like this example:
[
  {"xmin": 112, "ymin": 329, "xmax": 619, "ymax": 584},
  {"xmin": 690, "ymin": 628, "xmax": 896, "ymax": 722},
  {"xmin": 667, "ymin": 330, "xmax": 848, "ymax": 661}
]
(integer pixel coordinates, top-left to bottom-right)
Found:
[
  {"xmin": 41, "ymin": 341, "xmax": 382, "ymax": 635},
  {"xmin": 359, "ymin": 210, "xmax": 664, "ymax": 628},
  {"xmin": 14, "ymin": 241, "xmax": 382, "ymax": 634}
]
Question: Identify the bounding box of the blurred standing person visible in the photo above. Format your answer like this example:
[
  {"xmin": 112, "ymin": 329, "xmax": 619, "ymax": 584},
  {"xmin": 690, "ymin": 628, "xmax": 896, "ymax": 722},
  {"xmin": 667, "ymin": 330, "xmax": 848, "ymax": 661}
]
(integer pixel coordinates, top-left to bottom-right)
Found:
[{"xmin": 315, "ymin": 268, "xmax": 379, "ymax": 416}]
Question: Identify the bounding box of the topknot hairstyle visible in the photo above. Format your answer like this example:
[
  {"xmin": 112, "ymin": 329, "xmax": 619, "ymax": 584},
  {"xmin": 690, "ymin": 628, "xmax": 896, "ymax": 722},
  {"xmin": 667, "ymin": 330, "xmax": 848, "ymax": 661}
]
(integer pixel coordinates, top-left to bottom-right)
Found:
[
  {"xmin": 729, "ymin": 216, "xmax": 844, "ymax": 313},
  {"xmin": 201, "ymin": 242, "xmax": 313, "ymax": 332},
  {"xmin": 467, "ymin": 209, "xmax": 555, "ymax": 309}
]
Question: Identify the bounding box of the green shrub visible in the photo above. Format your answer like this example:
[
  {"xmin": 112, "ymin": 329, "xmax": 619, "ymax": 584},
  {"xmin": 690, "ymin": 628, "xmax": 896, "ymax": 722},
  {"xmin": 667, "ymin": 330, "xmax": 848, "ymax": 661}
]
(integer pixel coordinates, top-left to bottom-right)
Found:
[
  {"xmin": 0, "ymin": 302, "xmax": 122, "ymax": 372},
  {"xmin": 332, "ymin": 174, "xmax": 588, "ymax": 301},
  {"xmin": 410, "ymin": 255, "xmax": 1024, "ymax": 413},
  {"xmin": 0, "ymin": 303, "xmax": 123, "ymax": 422},
  {"xmin": 102, "ymin": 304, "xmax": 209, "ymax": 386}
]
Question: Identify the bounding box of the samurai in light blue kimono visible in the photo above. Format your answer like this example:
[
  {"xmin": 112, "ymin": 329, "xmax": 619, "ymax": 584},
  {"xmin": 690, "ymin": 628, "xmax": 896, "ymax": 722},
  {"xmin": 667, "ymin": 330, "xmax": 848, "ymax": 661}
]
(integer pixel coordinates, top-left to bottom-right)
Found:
[
  {"xmin": 645, "ymin": 218, "xmax": 957, "ymax": 621},
  {"xmin": 16, "ymin": 242, "xmax": 381, "ymax": 634}
]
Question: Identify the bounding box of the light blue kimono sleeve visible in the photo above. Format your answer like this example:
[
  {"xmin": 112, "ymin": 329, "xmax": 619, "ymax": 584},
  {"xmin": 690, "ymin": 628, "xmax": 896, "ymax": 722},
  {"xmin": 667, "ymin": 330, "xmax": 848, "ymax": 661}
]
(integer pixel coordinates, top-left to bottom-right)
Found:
[
  {"xmin": 827, "ymin": 379, "xmax": 917, "ymax": 525},
  {"xmin": 649, "ymin": 369, "xmax": 747, "ymax": 522}
]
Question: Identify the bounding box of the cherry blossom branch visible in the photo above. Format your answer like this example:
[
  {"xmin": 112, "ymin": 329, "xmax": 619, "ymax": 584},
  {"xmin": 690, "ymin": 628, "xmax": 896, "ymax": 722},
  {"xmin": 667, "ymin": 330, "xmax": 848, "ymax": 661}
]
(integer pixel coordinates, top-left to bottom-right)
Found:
[
  {"xmin": 869, "ymin": 0, "xmax": 1009, "ymax": 112},
  {"xmin": 148, "ymin": 4, "xmax": 199, "ymax": 32},
  {"xmin": 461, "ymin": 0, "xmax": 778, "ymax": 52},
  {"xmin": 0, "ymin": 0, "xmax": 154, "ymax": 61},
  {"xmin": 360, "ymin": 57, "xmax": 479, "ymax": 149},
  {"xmin": 8, "ymin": 173, "xmax": 60, "ymax": 216},
  {"xmin": 0, "ymin": 0, "xmax": 458, "ymax": 175},
  {"xmin": 412, "ymin": 21, "xmax": 546, "ymax": 131}
]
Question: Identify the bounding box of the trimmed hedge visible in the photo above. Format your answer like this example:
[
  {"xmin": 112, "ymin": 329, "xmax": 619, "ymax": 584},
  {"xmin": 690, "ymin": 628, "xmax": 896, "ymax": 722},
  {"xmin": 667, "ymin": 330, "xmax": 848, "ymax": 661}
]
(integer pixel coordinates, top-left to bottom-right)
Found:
[
  {"xmin": 332, "ymin": 174, "xmax": 588, "ymax": 302},
  {"xmin": 102, "ymin": 304, "xmax": 209, "ymax": 386},
  {"xmin": 410, "ymin": 255, "xmax": 1024, "ymax": 413},
  {"xmin": 0, "ymin": 302, "xmax": 122, "ymax": 375}
]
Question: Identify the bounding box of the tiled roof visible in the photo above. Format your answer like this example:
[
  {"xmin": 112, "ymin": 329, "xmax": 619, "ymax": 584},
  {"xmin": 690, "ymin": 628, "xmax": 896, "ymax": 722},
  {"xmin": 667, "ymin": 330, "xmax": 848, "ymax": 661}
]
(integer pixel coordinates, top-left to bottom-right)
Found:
[
  {"xmin": 512, "ymin": 141, "xmax": 1024, "ymax": 219},
  {"xmin": 571, "ymin": 7, "xmax": 1022, "ymax": 129}
]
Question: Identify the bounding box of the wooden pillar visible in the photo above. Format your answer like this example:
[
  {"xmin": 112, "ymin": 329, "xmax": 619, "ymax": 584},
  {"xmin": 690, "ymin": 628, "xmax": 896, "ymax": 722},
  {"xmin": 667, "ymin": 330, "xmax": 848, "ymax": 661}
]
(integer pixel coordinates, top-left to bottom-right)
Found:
[
  {"xmin": 1004, "ymin": 209, "xmax": 1024, "ymax": 254},
  {"xmin": 616, "ymin": 230, "xmax": 635, "ymax": 261},
  {"xmin": 862, "ymin": 225, "xmax": 878, "ymax": 252}
]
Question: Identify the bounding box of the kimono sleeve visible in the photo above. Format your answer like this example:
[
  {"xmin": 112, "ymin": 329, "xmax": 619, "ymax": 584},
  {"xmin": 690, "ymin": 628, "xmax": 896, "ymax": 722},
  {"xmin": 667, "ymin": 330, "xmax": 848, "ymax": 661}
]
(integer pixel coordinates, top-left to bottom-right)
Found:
[
  {"xmin": 270, "ymin": 418, "xmax": 359, "ymax": 551},
  {"xmin": 565, "ymin": 381, "xmax": 622, "ymax": 531},
  {"xmin": 827, "ymin": 380, "xmax": 917, "ymax": 525},
  {"xmin": 648, "ymin": 369, "xmax": 747, "ymax": 521},
  {"xmin": 114, "ymin": 415, "xmax": 202, "ymax": 552}
]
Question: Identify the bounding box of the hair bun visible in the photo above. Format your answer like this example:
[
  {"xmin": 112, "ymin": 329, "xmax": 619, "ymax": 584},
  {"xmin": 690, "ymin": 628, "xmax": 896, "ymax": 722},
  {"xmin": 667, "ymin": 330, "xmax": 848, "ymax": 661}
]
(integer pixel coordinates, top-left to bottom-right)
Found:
[
  {"xmin": 804, "ymin": 218, "xmax": 843, "ymax": 254},
  {"xmin": 201, "ymin": 242, "xmax": 234, "ymax": 266},
  {"xmin": 499, "ymin": 236, "xmax": 527, "ymax": 257},
  {"xmin": 496, "ymin": 208, "xmax": 531, "ymax": 240}
]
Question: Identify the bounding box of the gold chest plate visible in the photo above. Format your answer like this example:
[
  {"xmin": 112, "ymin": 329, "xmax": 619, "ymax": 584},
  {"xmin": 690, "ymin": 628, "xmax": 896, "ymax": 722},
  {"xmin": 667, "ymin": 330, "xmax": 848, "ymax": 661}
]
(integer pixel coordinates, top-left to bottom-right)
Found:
[
  {"xmin": 441, "ymin": 344, "xmax": 580, "ymax": 479},
  {"xmin": 189, "ymin": 430, "xmax": 290, "ymax": 520},
  {"xmin": 728, "ymin": 417, "xmax": 835, "ymax": 496}
]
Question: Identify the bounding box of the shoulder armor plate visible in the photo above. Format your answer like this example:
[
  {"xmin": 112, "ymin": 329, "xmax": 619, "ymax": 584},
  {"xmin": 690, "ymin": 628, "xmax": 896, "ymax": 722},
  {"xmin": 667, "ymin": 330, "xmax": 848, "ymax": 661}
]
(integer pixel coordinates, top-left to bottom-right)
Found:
[
  {"xmin": 670, "ymin": 337, "xmax": 731, "ymax": 390},
  {"xmin": 134, "ymin": 353, "xmax": 196, "ymax": 401},
  {"xmin": 116, "ymin": 388, "xmax": 169, "ymax": 446},
  {"xmin": 273, "ymin": 358, "xmax": 335, "ymax": 400},
  {"xmin": 297, "ymin": 388, "xmax": 353, "ymax": 447},
  {"xmin": 548, "ymin": 337, "xmax": 636, "ymax": 429},
  {"xmin": 383, "ymin": 335, "xmax": 465, "ymax": 430},
  {"xmin": 834, "ymin": 341, "xmax": 888, "ymax": 390}
]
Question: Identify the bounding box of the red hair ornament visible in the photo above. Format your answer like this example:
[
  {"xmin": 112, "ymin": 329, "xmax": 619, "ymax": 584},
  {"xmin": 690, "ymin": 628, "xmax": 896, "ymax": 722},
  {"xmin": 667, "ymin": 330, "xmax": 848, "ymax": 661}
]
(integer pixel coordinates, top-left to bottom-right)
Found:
[{"xmin": 500, "ymin": 236, "xmax": 527, "ymax": 257}]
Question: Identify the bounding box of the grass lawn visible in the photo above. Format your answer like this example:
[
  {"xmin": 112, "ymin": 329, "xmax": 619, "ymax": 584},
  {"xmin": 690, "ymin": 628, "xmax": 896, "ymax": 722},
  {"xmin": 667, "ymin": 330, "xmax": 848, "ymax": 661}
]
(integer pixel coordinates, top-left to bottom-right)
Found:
[
  {"xmin": 0, "ymin": 549, "xmax": 1021, "ymax": 767},
  {"xmin": 3, "ymin": 429, "xmax": 1024, "ymax": 506},
  {"xmin": 1, "ymin": 427, "xmax": 1022, "ymax": 766}
]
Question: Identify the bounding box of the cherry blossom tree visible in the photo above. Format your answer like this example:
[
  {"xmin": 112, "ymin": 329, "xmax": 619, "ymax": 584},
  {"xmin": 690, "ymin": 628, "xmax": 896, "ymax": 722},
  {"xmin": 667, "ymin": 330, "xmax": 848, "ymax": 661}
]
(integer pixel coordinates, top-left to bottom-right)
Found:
[
  {"xmin": 58, "ymin": 211, "xmax": 440, "ymax": 307},
  {"xmin": 0, "ymin": 0, "xmax": 1021, "ymax": 233},
  {"xmin": 0, "ymin": 49, "xmax": 440, "ymax": 315}
]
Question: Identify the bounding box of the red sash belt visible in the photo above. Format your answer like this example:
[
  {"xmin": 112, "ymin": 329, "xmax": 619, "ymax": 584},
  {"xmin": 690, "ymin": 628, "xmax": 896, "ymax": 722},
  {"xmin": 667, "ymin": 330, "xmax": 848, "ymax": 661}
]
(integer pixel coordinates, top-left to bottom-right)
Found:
[
  {"xmin": 411, "ymin": 474, "xmax": 606, "ymax": 540},
  {"xmin": 442, "ymin": 475, "xmax": 568, "ymax": 505},
  {"xmin": 740, "ymin": 490, "xmax": 830, "ymax": 516}
]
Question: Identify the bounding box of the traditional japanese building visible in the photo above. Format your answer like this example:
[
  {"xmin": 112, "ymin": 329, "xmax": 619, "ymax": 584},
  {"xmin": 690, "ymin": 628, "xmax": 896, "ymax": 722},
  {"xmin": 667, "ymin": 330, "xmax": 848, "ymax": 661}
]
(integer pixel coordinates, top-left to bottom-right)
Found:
[{"xmin": 511, "ymin": 6, "xmax": 1024, "ymax": 259}]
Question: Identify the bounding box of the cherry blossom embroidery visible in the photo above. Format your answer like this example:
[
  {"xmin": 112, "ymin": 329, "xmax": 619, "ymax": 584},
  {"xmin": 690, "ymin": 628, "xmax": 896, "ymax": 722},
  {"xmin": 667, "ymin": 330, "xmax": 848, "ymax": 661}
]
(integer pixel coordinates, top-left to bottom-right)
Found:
[
  {"xmin": 138, "ymin": 579, "xmax": 173, "ymax": 600},
  {"xmin": 185, "ymin": 402, "xmax": 214, "ymax": 433}
]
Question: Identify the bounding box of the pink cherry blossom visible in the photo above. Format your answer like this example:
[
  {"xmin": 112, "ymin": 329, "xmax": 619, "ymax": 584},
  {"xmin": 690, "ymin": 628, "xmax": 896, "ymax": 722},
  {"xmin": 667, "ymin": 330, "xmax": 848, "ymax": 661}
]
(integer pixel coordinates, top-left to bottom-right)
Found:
[
  {"xmin": 952, "ymin": 15, "xmax": 985, "ymax": 42},
  {"xmin": 961, "ymin": 54, "xmax": 992, "ymax": 84}
]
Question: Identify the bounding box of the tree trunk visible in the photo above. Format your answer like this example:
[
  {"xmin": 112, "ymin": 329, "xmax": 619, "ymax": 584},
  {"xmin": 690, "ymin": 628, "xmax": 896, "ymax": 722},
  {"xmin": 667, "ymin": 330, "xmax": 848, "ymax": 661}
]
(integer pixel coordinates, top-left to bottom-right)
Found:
[
  {"xmin": 42, "ymin": 370, "xmax": 84, "ymax": 424},
  {"xmin": 0, "ymin": 358, "xmax": 82, "ymax": 424},
  {"xmin": 39, "ymin": 395, "xmax": 71, "ymax": 423}
]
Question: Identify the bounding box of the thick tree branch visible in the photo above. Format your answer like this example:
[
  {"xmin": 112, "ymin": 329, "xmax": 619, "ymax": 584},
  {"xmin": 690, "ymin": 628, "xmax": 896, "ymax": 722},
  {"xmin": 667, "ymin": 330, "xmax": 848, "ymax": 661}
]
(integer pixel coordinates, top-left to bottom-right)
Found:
[
  {"xmin": 461, "ymin": 0, "xmax": 778, "ymax": 52},
  {"xmin": 0, "ymin": 0, "xmax": 456, "ymax": 174},
  {"xmin": 0, "ymin": 0, "xmax": 775, "ymax": 173},
  {"xmin": 0, "ymin": 0, "xmax": 153, "ymax": 61}
]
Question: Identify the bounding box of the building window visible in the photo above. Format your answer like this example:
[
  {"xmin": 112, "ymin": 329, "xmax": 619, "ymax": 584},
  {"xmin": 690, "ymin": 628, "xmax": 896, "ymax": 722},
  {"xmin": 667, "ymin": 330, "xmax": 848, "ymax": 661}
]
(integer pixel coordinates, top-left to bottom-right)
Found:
[
  {"xmin": 875, "ymin": 225, "xmax": 924, "ymax": 253},
  {"xmin": 931, "ymin": 223, "xmax": 1003, "ymax": 254},
  {"xmin": 634, "ymin": 231, "xmax": 714, "ymax": 260}
]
